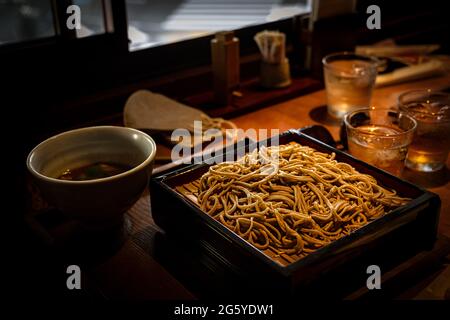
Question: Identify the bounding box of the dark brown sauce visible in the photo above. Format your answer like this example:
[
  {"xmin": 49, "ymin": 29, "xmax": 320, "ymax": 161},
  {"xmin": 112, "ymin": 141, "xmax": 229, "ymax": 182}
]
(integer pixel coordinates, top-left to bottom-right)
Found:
[{"xmin": 58, "ymin": 162, "xmax": 132, "ymax": 181}]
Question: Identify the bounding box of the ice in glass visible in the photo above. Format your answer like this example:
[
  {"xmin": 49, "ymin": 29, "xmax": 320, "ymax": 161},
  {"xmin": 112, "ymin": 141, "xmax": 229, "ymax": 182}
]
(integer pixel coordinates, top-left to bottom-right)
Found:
[
  {"xmin": 323, "ymin": 52, "xmax": 378, "ymax": 119},
  {"xmin": 344, "ymin": 108, "xmax": 417, "ymax": 176}
]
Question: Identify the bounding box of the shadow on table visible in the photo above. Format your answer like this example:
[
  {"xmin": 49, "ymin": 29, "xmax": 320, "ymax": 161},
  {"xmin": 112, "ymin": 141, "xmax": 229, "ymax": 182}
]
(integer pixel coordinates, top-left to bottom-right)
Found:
[
  {"xmin": 26, "ymin": 207, "xmax": 131, "ymax": 265},
  {"xmin": 401, "ymin": 166, "xmax": 450, "ymax": 189},
  {"xmin": 309, "ymin": 105, "xmax": 342, "ymax": 127}
]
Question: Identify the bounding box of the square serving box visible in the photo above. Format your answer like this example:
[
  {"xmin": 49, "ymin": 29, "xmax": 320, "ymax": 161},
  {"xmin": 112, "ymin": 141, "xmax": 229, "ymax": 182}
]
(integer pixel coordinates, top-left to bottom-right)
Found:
[{"xmin": 150, "ymin": 130, "xmax": 441, "ymax": 296}]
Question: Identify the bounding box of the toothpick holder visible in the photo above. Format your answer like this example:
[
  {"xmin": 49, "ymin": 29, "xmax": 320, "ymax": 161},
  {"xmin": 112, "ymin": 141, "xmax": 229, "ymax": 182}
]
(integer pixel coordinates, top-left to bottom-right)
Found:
[{"xmin": 260, "ymin": 58, "xmax": 291, "ymax": 89}]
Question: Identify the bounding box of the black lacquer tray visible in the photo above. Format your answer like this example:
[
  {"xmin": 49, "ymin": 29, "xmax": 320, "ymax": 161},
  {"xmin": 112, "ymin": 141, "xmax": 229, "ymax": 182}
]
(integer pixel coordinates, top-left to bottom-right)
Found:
[{"xmin": 150, "ymin": 129, "xmax": 441, "ymax": 297}]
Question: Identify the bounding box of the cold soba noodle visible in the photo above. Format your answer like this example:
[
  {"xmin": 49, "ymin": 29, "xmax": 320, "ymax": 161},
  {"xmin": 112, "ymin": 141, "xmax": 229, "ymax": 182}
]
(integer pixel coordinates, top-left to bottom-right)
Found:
[{"xmin": 177, "ymin": 142, "xmax": 409, "ymax": 263}]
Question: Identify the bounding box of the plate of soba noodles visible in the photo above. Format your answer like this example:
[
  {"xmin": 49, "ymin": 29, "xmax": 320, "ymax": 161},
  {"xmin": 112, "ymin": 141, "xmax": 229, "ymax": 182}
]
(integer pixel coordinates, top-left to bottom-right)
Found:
[{"xmin": 150, "ymin": 129, "xmax": 440, "ymax": 283}]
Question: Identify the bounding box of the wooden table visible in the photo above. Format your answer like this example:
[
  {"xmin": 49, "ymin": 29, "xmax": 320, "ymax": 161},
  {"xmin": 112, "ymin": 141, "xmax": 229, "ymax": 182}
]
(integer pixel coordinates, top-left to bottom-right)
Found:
[{"xmin": 41, "ymin": 74, "xmax": 450, "ymax": 300}]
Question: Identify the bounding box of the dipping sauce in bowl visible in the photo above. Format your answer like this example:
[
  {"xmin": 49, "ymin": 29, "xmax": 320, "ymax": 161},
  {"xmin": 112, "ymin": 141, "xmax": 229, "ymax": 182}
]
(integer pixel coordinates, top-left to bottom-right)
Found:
[{"xmin": 58, "ymin": 162, "xmax": 132, "ymax": 181}]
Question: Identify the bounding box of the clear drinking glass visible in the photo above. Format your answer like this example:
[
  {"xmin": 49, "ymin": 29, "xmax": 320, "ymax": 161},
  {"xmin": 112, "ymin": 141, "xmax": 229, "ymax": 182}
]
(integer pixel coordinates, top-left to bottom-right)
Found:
[
  {"xmin": 344, "ymin": 108, "xmax": 417, "ymax": 176},
  {"xmin": 398, "ymin": 90, "xmax": 450, "ymax": 172},
  {"xmin": 323, "ymin": 52, "xmax": 378, "ymax": 119}
]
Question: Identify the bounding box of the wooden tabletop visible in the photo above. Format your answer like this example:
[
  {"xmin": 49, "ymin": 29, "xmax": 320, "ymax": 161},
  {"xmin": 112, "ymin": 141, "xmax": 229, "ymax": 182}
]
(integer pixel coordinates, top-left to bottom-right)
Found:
[{"xmin": 85, "ymin": 73, "xmax": 450, "ymax": 300}]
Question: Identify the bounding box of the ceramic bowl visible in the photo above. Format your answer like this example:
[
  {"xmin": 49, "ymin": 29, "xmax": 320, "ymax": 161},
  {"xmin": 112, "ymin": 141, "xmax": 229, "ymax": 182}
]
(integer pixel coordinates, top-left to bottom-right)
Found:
[{"xmin": 27, "ymin": 126, "xmax": 156, "ymax": 228}]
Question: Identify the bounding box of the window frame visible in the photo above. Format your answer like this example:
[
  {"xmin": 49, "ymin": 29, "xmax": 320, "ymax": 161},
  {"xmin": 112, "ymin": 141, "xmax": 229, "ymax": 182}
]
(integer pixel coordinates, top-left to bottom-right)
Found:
[
  {"xmin": 0, "ymin": 0, "xmax": 128, "ymax": 53},
  {"xmin": 2, "ymin": 0, "xmax": 309, "ymax": 145},
  {"xmin": 2, "ymin": 1, "xmax": 304, "ymax": 98}
]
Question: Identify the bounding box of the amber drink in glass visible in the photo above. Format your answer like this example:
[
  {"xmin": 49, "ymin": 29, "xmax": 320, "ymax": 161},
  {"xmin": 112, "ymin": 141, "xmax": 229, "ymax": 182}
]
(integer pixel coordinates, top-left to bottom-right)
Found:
[{"xmin": 399, "ymin": 90, "xmax": 450, "ymax": 172}]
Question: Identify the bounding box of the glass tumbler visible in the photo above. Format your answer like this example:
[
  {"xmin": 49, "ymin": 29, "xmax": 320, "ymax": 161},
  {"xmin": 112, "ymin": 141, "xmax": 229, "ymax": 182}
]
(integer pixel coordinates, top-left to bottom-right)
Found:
[
  {"xmin": 323, "ymin": 52, "xmax": 378, "ymax": 119},
  {"xmin": 398, "ymin": 90, "xmax": 450, "ymax": 172},
  {"xmin": 344, "ymin": 108, "xmax": 417, "ymax": 176}
]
